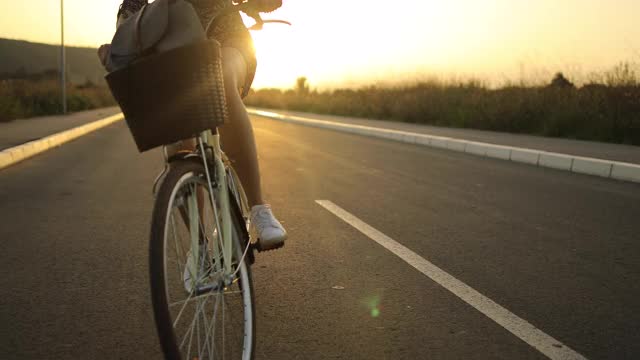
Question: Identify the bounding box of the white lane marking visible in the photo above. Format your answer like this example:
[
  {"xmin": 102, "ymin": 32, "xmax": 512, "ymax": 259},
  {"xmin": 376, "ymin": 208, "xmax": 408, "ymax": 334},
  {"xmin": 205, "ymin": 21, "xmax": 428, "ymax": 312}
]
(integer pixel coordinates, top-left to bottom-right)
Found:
[
  {"xmin": 316, "ymin": 200, "xmax": 587, "ymax": 360},
  {"xmin": 0, "ymin": 113, "xmax": 124, "ymax": 170},
  {"xmin": 249, "ymin": 108, "xmax": 640, "ymax": 184}
]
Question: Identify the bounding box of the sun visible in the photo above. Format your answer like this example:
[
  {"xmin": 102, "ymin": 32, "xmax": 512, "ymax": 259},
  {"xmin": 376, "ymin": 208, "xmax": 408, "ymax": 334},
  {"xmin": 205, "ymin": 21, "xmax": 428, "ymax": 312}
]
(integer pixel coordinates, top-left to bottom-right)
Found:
[
  {"xmin": 245, "ymin": 1, "xmax": 453, "ymax": 89},
  {"xmin": 243, "ymin": 2, "xmax": 375, "ymax": 89}
]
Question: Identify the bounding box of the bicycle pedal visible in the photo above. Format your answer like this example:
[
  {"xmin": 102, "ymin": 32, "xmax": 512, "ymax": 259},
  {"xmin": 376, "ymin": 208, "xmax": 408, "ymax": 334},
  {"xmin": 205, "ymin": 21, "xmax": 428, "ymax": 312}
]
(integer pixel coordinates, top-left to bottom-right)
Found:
[{"xmin": 253, "ymin": 238, "xmax": 285, "ymax": 253}]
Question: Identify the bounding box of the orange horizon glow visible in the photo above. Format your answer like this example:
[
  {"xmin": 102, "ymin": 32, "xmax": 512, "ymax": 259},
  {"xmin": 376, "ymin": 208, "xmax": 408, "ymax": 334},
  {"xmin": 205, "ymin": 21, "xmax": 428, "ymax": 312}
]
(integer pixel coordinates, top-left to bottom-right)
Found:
[{"xmin": 1, "ymin": 0, "xmax": 639, "ymax": 89}]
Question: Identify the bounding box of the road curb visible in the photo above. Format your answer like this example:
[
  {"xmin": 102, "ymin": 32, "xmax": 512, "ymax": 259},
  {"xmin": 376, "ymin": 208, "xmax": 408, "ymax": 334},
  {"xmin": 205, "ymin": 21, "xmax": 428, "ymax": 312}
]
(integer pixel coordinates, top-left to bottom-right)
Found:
[
  {"xmin": 248, "ymin": 109, "xmax": 640, "ymax": 184},
  {"xmin": 0, "ymin": 113, "xmax": 124, "ymax": 171}
]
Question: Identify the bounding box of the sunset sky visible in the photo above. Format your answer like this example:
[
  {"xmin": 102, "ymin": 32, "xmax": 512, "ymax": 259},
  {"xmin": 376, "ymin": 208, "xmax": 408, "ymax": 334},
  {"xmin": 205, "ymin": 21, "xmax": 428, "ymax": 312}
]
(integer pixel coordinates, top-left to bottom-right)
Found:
[{"xmin": 1, "ymin": 0, "xmax": 639, "ymax": 89}]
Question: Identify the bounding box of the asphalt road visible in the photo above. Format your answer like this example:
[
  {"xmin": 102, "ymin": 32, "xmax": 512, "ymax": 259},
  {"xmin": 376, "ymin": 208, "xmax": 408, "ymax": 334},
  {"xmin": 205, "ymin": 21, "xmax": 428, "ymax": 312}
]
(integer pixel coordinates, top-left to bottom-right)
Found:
[{"xmin": 1, "ymin": 114, "xmax": 639, "ymax": 359}]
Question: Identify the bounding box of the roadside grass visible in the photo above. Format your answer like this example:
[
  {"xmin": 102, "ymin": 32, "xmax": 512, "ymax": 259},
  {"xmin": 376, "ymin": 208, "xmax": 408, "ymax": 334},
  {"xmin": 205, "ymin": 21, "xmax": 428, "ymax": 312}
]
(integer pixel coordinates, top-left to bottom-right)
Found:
[
  {"xmin": 0, "ymin": 76, "xmax": 115, "ymax": 122},
  {"xmin": 245, "ymin": 65, "xmax": 640, "ymax": 145},
  {"xmin": 2, "ymin": 64, "xmax": 638, "ymax": 146}
]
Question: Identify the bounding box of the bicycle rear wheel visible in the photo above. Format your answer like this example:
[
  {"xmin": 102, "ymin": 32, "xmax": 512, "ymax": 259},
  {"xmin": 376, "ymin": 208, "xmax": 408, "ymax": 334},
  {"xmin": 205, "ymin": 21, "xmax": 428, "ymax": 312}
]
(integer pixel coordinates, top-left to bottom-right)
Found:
[{"xmin": 150, "ymin": 160, "xmax": 255, "ymax": 360}]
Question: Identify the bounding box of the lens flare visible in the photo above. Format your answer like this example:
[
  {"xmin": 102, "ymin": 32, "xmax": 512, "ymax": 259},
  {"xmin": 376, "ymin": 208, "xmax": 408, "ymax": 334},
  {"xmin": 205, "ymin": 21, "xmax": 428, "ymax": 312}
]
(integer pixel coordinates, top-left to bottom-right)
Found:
[
  {"xmin": 365, "ymin": 295, "xmax": 381, "ymax": 318},
  {"xmin": 371, "ymin": 308, "xmax": 381, "ymax": 318}
]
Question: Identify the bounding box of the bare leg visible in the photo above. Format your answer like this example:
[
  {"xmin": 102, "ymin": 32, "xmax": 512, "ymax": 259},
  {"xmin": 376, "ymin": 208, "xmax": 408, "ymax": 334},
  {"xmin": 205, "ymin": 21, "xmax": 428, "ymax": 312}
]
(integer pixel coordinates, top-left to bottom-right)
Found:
[
  {"xmin": 218, "ymin": 47, "xmax": 264, "ymax": 207},
  {"xmin": 164, "ymin": 47, "xmax": 264, "ymax": 206}
]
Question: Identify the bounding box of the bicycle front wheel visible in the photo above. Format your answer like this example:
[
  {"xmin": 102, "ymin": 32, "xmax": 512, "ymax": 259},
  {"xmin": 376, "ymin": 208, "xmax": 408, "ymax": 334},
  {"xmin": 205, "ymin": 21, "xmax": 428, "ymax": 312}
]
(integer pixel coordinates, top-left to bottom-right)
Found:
[{"xmin": 149, "ymin": 160, "xmax": 255, "ymax": 360}]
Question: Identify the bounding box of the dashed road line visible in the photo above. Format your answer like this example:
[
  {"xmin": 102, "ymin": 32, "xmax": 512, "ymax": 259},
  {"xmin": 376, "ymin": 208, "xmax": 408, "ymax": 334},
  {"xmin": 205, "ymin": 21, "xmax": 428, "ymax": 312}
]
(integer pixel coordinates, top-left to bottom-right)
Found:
[{"xmin": 316, "ymin": 199, "xmax": 587, "ymax": 360}]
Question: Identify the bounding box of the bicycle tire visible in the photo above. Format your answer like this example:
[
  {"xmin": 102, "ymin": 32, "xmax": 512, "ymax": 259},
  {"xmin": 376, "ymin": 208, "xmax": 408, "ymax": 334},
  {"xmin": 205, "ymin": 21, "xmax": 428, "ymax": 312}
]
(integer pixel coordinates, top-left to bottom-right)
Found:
[
  {"xmin": 149, "ymin": 159, "xmax": 256, "ymax": 360},
  {"xmin": 226, "ymin": 162, "xmax": 256, "ymax": 265}
]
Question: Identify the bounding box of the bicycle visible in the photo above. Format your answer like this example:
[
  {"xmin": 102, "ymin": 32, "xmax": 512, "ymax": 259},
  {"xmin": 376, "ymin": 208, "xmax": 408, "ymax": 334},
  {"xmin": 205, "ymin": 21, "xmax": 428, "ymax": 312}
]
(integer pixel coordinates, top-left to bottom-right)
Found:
[
  {"xmin": 149, "ymin": 125, "xmax": 256, "ymax": 359},
  {"xmin": 141, "ymin": 2, "xmax": 290, "ymax": 359}
]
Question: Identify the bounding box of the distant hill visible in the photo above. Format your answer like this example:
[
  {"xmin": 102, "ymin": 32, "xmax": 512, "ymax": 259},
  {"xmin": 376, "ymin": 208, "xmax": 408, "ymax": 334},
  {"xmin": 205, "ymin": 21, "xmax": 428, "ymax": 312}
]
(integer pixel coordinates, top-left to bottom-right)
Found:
[{"xmin": 0, "ymin": 38, "xmax": 106, "ymax": 84}]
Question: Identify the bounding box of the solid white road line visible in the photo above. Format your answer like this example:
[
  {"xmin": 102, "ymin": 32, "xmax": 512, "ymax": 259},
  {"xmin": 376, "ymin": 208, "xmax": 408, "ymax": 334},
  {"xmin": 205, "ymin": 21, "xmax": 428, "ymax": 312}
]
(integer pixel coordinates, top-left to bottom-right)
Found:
[
  {"xmin": 249, "ymin": 109, "xmax": 640, "ymax": 184},
  {"xmin": 315, "ymin": 200, "xmax": 587, "ymax": 360},
  {"xmin": 0, "ymin": 113, "xmax": 124, "ymax": 170}
]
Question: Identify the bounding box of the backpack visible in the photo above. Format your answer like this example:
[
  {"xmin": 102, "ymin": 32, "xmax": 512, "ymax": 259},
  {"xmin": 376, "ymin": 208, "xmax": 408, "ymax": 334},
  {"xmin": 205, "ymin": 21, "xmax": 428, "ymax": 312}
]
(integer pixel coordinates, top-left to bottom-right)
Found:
[{"xmin": 104, "ymin": 0, "xmax": 207, "ymax": 72}]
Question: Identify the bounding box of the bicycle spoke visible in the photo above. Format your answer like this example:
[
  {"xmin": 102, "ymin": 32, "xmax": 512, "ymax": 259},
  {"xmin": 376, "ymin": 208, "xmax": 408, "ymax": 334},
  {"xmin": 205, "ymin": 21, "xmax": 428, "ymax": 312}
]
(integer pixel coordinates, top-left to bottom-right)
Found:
[
  {"xmin": 192, "ymin": 290, "xmax": 221, "ymax": 359},
  {"xmin": 222, "ymin": 292, "xmax": 226, "ymax": 360},
  {"xmin": 199, "ymin": 289, "xmax": 215, "ymax": 359},
  {"xmin": 180, "ymin": 292, "xmax": 211, "ymax": 350},
  {"xmin": 200, "ymin": 294, "xmax": 213, "ymax": 359},
  {"xmin": 170, "ymin": 213, "xmax": 185, "ymax": 282},
  {"xmin": 173, "ymin": 290, "xmax": 195, "ymax": 328},
  {"xmin": 169, "ymin": 292, "xmax": 216, "ymax": 308},
  {"xmin": 210, "ymin": 291, "xmax": 222, "ymax": 360},
  {"xmin": 186, "ymin": 312, "xmax": 195, "ymax": 358},
  {"xmin": 196, "ymin": 297, "xmax": 201, "ymax": 358}
]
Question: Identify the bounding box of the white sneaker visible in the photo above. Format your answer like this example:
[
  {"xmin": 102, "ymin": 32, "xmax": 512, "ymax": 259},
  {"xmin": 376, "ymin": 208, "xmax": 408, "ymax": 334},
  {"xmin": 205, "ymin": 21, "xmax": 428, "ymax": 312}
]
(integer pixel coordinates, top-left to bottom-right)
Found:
[{"xmin": 251, "ymin": 204, "xmax": 287, "ymax": 251}]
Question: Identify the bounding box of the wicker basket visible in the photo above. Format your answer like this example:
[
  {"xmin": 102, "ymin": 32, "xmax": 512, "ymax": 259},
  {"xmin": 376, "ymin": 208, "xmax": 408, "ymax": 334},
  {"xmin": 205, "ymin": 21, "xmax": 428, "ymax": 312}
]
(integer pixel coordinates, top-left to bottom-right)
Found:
[{"xmin": 106, "ymin": 40, "xmax": 228, "ymax": 152}]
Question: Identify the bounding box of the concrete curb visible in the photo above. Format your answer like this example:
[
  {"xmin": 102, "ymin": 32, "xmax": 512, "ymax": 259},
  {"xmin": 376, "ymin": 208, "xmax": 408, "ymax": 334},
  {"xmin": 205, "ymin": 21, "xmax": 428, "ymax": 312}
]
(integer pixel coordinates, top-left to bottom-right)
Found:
[
  {"xmin": 248, "ymin": 109, "xmax": 640, "ymax": 184},
  {"xmin": 0, "ymin": 113, "xmax": 124, "ymax": 171}
]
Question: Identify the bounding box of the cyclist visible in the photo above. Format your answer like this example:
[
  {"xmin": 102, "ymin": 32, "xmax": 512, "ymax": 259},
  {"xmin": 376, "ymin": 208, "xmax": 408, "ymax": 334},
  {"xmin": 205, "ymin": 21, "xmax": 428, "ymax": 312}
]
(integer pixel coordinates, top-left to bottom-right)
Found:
[{"xmin": 111, "ymin": 0, "xmax": 287, "ymax": 250}]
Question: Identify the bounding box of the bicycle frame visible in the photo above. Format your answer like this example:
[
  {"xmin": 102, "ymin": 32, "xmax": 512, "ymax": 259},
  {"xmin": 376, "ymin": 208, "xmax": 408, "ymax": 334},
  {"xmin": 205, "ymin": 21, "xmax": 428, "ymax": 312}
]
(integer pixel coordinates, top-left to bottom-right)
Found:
[
  {"xmin": 158, "ymin": 129, "xmax": 238, "ymax": 289},
  {"xmin": 198, "ymin": 130, "xmax": 235, "ymax": 276},
  {"xmin": 199, "ymin": 129, "xmax": 235, "ymax": 278}
]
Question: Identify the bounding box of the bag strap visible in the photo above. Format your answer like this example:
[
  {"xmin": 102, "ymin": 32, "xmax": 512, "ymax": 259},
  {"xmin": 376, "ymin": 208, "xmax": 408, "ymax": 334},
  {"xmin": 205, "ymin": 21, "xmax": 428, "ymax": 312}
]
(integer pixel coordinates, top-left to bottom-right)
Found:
[{"xmin": 134, "ymin": 4, "xmax": 149, "ymax": 56}]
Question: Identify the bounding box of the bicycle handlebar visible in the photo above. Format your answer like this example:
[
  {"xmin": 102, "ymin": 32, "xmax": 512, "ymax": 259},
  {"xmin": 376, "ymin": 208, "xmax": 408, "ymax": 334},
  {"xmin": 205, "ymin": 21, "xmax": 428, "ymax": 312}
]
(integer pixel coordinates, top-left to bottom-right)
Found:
[{"xmin": 205, "ymin": 0, "xmax": 291, "ymax": 34}]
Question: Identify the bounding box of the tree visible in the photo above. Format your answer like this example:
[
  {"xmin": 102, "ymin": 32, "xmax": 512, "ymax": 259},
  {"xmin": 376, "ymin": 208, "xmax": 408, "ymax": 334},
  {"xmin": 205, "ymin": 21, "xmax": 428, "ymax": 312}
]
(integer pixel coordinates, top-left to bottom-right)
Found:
[
  {"xmin": 295, "ymin": 76, "xmax": 309, "ymax": 95},
  {"xmin": 549, "ymin": 72, "xmax": 575, "ymax": 89}
]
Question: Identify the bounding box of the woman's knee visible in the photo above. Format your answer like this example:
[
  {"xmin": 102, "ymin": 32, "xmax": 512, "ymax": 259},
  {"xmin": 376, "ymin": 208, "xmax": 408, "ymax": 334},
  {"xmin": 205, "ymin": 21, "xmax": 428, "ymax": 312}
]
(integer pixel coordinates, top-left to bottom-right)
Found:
[{"xmin": 221, "ymin": 47, "xmax": 247, "ymax": 96}]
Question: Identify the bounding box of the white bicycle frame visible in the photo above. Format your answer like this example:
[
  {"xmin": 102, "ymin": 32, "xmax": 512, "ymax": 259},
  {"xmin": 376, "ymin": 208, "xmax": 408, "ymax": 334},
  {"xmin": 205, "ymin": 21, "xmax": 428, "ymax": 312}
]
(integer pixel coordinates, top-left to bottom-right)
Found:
[
  {"xmin": 160, "ymin": 129, "xmax": 249, "ymax": 290},
  {"xmin": 199, "ymin": 129, "xmax": 234, "ymax": 277}
]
